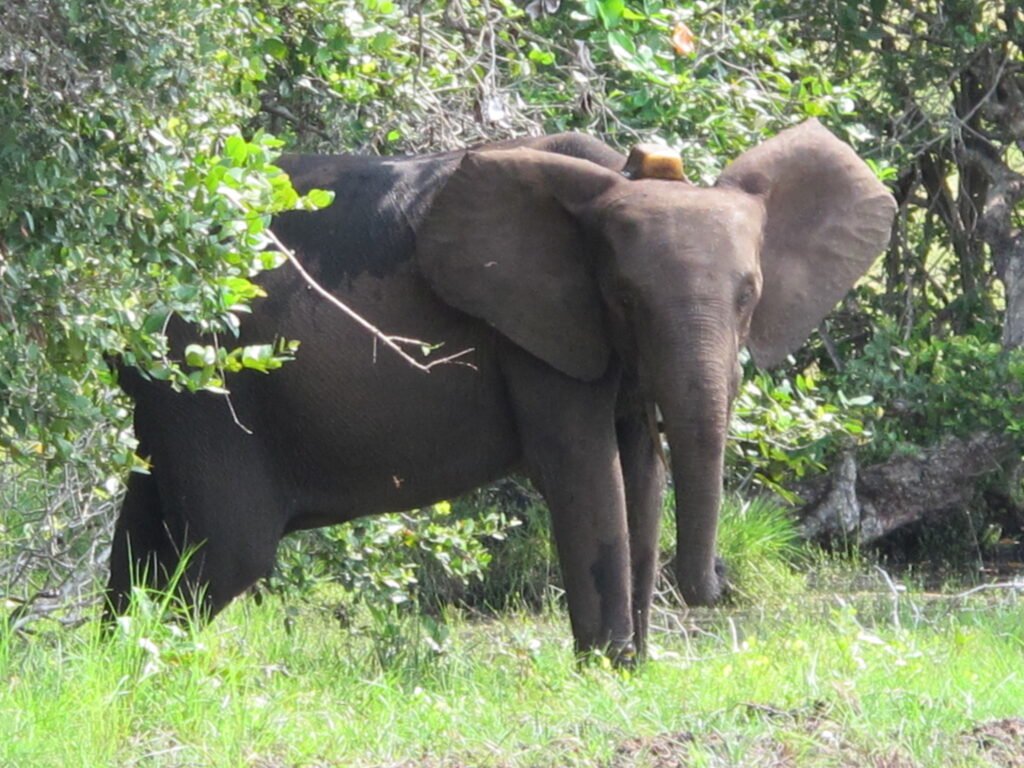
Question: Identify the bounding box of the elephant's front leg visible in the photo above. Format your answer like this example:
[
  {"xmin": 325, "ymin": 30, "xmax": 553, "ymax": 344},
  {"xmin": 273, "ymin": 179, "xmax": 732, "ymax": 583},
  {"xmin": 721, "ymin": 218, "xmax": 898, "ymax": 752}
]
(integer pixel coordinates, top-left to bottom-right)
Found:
[
  {"xmin": 501, "ymin": 348, "xmax": 634, "ymax": 662},
  {"xmin": 618, "ymin": 411, "xmax": 666, "ymax": 660}
]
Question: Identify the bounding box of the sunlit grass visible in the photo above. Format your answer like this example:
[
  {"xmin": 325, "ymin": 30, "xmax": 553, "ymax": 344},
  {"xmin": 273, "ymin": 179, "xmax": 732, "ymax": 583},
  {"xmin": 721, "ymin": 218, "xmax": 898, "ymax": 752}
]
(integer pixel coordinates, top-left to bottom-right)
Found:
[{"xmin": 2, "ymin": 566, "xmax": 1022, "ymax": 767}]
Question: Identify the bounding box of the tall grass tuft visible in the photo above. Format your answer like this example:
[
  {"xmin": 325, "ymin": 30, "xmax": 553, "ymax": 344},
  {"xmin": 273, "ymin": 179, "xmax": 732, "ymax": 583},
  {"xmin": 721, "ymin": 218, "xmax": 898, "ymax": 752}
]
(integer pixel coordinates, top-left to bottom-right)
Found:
[
  {"xmin": 715, "ymin": 495, "xmax": 806, "ymax": 601},
  {"xmin": 660, "ymin": 492, "xmax": 806, "ymax": 603}
]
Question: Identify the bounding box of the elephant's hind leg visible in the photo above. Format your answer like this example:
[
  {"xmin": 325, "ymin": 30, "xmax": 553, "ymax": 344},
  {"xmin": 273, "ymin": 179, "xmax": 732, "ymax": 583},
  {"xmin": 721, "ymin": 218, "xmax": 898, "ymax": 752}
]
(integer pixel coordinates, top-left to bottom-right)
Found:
[
  {"xmin": 108, "ymin": 462, "xmax": 284, "ymax": 622},
  {"xmin": 105, "ymin": 469, "xmax": 178, "ymax": 619},
  {"xmin": 157, "ymin": 468, "xmax": 286, "ymax": 620}
]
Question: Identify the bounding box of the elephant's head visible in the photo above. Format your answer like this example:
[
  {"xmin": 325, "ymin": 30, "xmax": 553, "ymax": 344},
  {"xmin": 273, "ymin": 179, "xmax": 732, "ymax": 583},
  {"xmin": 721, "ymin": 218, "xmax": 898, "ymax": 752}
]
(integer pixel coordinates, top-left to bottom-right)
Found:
[{"xmin": 416, "ymin": 120, "xmax": 895, "ymax": 606}]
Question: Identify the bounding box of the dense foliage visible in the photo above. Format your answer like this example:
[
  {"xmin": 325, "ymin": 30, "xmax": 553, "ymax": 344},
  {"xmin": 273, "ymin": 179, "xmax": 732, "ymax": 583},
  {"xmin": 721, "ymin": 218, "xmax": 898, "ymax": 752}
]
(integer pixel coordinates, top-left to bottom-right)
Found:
[
  {"xmin": 0, "ymin": 1, "xmax": 312, "ymax": 463},
  {"xmin": 1, "ymin": 0, "xmax": 1022, "ymax": 621},
  {"xmin": 0, "ymin": 0, "xmax": 326, "ymax": 617}
]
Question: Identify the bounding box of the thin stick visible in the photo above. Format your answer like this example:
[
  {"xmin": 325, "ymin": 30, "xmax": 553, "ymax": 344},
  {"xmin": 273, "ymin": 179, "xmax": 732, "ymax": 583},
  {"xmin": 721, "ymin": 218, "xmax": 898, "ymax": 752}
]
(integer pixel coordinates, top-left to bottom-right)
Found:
[
  {"xmin": 954, "ymin": 580, "xmax": 1024, "ymax": 599},
  {"xmin": 264, "ymin": 228, "xmax": 477, "ymax": 372},
  {"xmin": 220, "ymin": 186, "xmax": 477, "ymax": 373}
]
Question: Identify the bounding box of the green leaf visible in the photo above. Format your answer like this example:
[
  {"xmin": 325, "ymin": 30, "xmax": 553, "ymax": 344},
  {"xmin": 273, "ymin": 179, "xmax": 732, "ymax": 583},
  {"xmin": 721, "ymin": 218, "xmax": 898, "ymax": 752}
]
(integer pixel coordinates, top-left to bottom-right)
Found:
[
  {"xmin": 185, "ymin": 344, "xmax": 216, "ymax": 368},
  {"xmin": 528, "ymin": 48, "xmax": 556, "ymax": 66},
  {"xmin": 305, "ymin": 188, "xmax": 335, "ymax": 210},
  {"xmin": 262, "ymin": 37, "xmax": 289, "ymax": 61},
  {"xmin": 596, "ymin": 0, "xmax": 625, "ymax": 28},
  {"xmin": 224, "ymin": 135, "xmax": 248, "ymax": 165},
  {"xmin": 241, "ymin": 344, "xmax": 274, "ymax": 366},
  {"xmin": 606, "ymin": 29, "xmax": 637, "ymax": 61}
]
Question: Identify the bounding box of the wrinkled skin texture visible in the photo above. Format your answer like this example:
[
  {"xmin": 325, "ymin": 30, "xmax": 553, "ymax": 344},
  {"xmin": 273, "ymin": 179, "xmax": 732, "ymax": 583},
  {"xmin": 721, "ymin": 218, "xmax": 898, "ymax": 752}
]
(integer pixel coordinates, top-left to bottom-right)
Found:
[{"xmin": 108, "ymin": 121, "xmax": 895, "ymax": 662}]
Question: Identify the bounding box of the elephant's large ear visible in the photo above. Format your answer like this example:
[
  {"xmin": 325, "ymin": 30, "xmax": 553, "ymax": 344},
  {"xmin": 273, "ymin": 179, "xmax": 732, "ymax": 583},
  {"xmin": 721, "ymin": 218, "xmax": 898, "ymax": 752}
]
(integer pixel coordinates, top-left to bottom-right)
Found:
[
  {"xmin": 417, "ymin": 148, "xmax": 625, "ymax": 380},
  {"xmin": 717, "ymin": 119, "xmax": 896, "ymax": 368}
]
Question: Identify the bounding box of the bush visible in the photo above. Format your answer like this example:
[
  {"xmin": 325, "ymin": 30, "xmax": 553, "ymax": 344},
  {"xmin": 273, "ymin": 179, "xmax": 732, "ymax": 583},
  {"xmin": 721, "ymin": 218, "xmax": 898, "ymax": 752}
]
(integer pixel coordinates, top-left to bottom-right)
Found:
[
  {"xmin": 833, "ymin": 321, "xmax": 1024, "ymax": 459},
  {"xmin": 715, "ymin": 496, "xmax": 807, "ymax": 600},
  {"xmin": 0, "ymin": 0, "xmax": 322, "ymax": 621},
  {"xmin": 728, "ymin": 366, "xmax": 871, "ymax": 501},
  {"xmin": 418, "ymin": 484, "xmax": 559, "ymax": 613},
  {"xmin": 271, "ymin": 498, "xmax": 516, "ymax": 609}
]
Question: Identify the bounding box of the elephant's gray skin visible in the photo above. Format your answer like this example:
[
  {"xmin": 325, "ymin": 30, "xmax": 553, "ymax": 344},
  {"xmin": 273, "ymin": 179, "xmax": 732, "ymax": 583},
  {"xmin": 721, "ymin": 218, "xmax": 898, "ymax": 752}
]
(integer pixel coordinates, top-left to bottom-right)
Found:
[{"xmin": 108, "ymin": 121, "xmax": 895, "ymax": 661}]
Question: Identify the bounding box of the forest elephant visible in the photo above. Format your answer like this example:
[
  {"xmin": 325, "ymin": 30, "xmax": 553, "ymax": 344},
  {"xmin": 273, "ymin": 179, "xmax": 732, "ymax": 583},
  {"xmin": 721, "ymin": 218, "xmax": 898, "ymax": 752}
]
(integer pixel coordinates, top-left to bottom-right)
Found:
[{"xmin": 108, "ymin": 119, "xmax": 896, "ymax": 663}]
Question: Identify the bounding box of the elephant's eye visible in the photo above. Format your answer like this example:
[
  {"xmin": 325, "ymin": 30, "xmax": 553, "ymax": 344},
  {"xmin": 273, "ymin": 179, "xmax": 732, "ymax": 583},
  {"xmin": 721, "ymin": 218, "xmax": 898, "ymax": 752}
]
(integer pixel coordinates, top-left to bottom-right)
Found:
[{"xmin": 737, "ymin": 283, "xmax": 756, "ymax": 310}]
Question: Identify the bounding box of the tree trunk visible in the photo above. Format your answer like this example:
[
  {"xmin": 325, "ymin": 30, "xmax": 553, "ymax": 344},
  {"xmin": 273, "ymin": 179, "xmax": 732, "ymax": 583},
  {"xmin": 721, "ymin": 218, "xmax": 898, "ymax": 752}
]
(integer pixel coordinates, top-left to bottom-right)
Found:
[{"xmin": 795, "ymin": 432, "xmax": 1018, "ymax": 546}]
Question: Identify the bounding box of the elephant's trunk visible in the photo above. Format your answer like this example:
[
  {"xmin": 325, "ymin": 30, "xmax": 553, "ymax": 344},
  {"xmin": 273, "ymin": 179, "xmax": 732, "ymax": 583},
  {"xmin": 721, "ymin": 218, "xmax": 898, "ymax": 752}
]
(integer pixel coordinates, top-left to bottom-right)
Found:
[{"xmin": 651, "ymin": 321, "xmax": 734, "ymax": 606}]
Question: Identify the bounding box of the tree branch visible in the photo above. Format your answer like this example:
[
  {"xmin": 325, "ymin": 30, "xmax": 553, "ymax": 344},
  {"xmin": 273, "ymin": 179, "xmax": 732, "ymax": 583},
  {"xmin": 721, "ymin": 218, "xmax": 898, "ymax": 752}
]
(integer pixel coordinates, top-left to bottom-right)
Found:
[
  {"xmin": 218, "ymin": 184, "xmax": 478, "ymax": 373},
  {"xmin": 262, "ymin": 227, "xmax": 477, "ymax": 373},
  {"xmin": 259, "ymin": 100, "xmax": 330, "ymax": 140}
]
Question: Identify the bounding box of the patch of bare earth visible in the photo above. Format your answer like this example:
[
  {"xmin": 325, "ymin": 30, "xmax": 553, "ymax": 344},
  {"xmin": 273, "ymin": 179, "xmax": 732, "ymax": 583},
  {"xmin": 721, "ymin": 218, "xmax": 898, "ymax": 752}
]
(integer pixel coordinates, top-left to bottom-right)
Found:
[
  {"xmin": 246, "ymin": 718, "xmax": 1024, "ymax": 767},
  {"xmin": 963, "ymin": 718, "xmax": 1024, "ymax": 768},
  {"xmin": 607, "ymin": 704, "xmax": 913, "ymax": 768},
  {"xmin": 608, "ymin": 715, "xmax": 1024, "ymax": 768}
]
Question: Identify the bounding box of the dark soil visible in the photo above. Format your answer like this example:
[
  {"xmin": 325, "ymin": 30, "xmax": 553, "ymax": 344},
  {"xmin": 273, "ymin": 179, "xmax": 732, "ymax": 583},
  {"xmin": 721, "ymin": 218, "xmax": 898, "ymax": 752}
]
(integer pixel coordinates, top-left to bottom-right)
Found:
[
  {"xmin": 963, "ymin": 718, "xmax": 1024, "ymax": 768},
  {"xmin": 256, "ymin": 716, "xmax": 1024, "ymax": 767},
  {"xmin": 605, "ymin": 714, "xmax": 1024, "ymax": 768}
]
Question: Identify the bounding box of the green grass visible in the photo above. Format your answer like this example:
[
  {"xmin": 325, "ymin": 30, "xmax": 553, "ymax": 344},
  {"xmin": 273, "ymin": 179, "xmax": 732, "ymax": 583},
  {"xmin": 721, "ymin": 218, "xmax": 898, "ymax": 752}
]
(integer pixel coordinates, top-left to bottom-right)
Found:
[
  {"xmin": 2, "ymin": 496, "xmax": 1020, "ymax": 766},
  {"xmin": 2, "ymin": 573, "xmax": 1023, "ymax": 767}
]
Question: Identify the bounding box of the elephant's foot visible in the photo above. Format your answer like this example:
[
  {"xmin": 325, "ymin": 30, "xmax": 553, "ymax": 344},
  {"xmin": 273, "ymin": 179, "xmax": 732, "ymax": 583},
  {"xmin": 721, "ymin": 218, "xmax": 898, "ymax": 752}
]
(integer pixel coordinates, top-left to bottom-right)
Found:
[
  {"xmin": 712, "ymin": 555, "xmax": 734, "ymax": 603},
  {"xmin": 676, "ymin": 555, "xmax": 731, "ymax": 607},
  {"xmin": 576, "ymin": 637, "xmax": 638, "ymax": 670},
  {"xmin": 608, "ymin": 638, "xmax": 637, "ymax": 669}
]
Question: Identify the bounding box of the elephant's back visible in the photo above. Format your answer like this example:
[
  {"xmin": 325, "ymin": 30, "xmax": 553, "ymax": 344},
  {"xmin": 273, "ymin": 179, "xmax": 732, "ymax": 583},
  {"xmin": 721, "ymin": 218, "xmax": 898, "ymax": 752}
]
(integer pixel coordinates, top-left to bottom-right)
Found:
[{"xmin": 272, "ymin": 153, "xmax": 459, "ymax": 286}]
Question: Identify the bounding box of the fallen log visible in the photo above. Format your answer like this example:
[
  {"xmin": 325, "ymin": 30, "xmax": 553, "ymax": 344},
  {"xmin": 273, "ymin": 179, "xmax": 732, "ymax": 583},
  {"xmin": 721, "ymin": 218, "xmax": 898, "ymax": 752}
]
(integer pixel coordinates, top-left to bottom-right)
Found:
[{"xmin": 795, "ymin": 432, "xmax": 1020, "ymax": 545}]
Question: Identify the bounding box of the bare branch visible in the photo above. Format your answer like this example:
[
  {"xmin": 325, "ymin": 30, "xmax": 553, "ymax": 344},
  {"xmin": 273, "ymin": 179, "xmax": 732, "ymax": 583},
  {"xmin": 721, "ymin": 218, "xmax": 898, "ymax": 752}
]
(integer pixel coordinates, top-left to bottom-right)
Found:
[
  {"xmin": 262, "ymin": 227, "xmax": 477, "ymax": 373},
  {"xmin": 954, "ymin": 580, "xmax": 1024, "ymax": 599},
  {"xmin": 217, "ymin": 184, "xmax": 478, "ymax": 373},
  {"xmin": 259, "ymin": 99, "xmax": 330, "ymax": 140},
  {"xmin": 816, "ymin": 321, "xmax": 844, "ymax": 372},
  {"xmin": 211, "ymin": 333, "xmax": 254, "ymax": 435}
]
